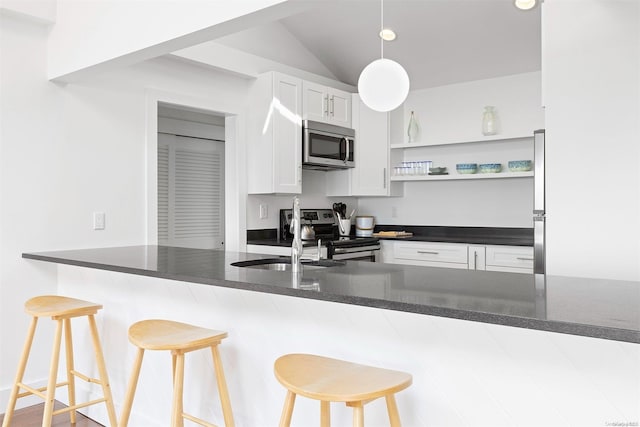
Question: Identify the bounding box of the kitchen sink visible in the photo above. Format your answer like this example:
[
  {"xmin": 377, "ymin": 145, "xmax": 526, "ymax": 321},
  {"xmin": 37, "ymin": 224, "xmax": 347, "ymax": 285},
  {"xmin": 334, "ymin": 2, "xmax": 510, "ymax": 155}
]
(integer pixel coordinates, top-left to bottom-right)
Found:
[{"xmin": 231, "ymin": 258, "xmax": 345, "ymax": 271}]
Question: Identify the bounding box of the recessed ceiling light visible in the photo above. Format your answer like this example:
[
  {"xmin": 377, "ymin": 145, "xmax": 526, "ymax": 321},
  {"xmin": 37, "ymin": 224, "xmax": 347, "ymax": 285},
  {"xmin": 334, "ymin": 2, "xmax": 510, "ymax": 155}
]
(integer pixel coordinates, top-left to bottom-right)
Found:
[
  {"xmin": 379, "ymin": 28, "xmax": 396, "ymax": 41},
  {"xmin": 514, "ymin": 0, "xmax": 537, "ymax": 10}
]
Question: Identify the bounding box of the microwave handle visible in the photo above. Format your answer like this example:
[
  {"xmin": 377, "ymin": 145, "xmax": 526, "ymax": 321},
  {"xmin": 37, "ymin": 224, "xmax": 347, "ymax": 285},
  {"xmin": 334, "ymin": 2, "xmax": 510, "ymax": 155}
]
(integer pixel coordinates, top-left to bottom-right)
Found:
[{"xmin": 344, "ymin": 138, "xmax": 350, "ymax": 164}]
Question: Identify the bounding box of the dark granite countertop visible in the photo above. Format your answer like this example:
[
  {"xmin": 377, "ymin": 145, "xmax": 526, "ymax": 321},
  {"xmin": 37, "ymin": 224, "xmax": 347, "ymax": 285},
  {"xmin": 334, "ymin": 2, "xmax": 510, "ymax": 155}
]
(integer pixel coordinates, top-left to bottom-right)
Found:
[
  {"xmin": 247, "ymin": 226, "xmax": 533, "ymax": 247},
  {"xmin": 373, "ymin": 225, "xmax": 533, "ymax": 246},
  {"xmin": 23, "ymin": 246, "xmax": 639, "ymax": 343}
]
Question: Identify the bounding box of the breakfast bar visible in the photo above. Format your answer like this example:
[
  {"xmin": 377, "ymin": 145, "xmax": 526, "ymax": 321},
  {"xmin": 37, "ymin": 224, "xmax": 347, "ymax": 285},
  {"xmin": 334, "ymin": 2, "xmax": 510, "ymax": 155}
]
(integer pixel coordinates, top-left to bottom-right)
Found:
[{"xmin": 21, "ymin": 246, "xmax": 640, "ymax": 427}]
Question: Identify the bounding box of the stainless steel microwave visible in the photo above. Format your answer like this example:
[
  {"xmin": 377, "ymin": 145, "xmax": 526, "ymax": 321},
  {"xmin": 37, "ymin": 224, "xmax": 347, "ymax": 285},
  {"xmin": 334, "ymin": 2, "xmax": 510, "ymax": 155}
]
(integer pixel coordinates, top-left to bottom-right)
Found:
[{"xmin": 302, "ymin": 120, "xmax": 355, "ymax": 170}]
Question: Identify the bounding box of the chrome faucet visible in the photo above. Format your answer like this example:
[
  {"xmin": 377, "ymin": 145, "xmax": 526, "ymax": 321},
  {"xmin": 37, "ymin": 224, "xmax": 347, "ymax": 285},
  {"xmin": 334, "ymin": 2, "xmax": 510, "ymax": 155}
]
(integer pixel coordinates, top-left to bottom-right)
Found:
[{"xmin": 291, "ymin": 196, "xmax": 302, "ymax": 273}]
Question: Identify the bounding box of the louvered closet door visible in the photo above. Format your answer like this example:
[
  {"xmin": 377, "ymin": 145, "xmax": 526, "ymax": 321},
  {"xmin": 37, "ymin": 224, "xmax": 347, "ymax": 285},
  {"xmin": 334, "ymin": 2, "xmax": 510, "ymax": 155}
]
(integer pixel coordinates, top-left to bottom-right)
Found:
[{"xmin": 158, "ymin": 133, "xmax": 224, "ymax": 249}]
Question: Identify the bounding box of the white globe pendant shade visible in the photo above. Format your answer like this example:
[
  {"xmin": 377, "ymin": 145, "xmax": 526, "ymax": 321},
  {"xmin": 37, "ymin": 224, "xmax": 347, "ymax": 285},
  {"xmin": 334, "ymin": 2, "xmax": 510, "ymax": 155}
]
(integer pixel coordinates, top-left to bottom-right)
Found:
[{"xmin": 358, "ymin": 58, "xmax": 410, "ymax": 112}]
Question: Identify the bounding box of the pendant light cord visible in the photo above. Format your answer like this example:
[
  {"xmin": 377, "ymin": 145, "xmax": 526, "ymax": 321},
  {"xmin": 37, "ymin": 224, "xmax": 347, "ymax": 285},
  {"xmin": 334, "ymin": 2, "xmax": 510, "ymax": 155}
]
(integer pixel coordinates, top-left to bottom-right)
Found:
[{"xmin": 380, "ymin": 0, "xmax": 384, "ymax": 59}]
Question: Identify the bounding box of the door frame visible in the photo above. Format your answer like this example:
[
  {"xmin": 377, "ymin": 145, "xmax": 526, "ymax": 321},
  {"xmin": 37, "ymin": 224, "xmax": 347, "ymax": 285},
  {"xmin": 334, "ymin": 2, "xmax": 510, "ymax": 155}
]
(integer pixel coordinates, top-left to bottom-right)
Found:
[{"xmin": 145, "ymin": 88, "xmax": 247, "ymax": 251}]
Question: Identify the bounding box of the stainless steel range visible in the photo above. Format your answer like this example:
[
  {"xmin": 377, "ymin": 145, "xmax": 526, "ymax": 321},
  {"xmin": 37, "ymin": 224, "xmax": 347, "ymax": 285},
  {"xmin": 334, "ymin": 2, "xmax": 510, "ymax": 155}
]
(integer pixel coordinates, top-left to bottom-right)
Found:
[{"xmin": 280, "ymin": 208, "xmax": 380, "ymax": 261}]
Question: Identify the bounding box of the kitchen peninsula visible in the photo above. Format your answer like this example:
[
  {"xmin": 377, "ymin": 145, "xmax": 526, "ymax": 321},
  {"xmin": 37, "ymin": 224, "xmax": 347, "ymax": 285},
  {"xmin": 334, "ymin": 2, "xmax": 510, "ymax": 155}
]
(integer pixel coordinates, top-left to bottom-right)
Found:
[{"xmin": 22, "ymin": 246, "xmax": 640, "ymax": 426}]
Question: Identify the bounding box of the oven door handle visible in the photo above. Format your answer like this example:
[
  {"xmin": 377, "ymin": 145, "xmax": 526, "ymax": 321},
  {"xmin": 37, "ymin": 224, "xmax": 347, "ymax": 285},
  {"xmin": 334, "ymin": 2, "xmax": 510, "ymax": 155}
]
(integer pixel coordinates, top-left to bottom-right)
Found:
[{"xmin": 332, "ymin": 245, "xmax": 381, "ymax": 254}]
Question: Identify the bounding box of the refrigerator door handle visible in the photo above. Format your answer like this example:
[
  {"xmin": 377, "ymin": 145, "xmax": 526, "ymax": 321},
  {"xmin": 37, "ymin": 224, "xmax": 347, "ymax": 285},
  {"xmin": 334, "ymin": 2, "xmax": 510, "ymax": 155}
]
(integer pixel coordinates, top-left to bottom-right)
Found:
[{"xmin": 533, "ymin": 216, "xmax": 546, "ymax": 274}]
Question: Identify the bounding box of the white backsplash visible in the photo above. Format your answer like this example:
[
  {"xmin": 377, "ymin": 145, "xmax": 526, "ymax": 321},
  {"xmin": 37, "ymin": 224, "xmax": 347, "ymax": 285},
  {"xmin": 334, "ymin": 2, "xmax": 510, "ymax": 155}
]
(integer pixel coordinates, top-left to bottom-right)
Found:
[
  {"xmin": 358, "ymin": 178, "xmax": 533, "ymax": 227},
  {"xmin": 246, "ymin": 169, "xmax": 357, "ymax": 231}
]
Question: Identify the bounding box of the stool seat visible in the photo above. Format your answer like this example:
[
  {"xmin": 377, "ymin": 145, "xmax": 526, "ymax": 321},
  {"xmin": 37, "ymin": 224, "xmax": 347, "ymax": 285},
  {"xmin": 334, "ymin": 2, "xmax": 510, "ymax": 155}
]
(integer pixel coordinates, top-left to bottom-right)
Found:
[
  {"xmin": 274, "ymin": 354, "xmax": 412, "ymax": 427},
  {"xmin": 128, "ymin": 319, "xmax": 227, "ymax": 351},
  {"xmin": 119, "ymin": 319, "xmax": 234, "ymax": 427},
  {"xmin": 275, "ymin": 354, "xmax": 412, "ymax": 403},
  {"xmin": 25, "ymin": 295, "xmax": 102, "ymax": 318}
]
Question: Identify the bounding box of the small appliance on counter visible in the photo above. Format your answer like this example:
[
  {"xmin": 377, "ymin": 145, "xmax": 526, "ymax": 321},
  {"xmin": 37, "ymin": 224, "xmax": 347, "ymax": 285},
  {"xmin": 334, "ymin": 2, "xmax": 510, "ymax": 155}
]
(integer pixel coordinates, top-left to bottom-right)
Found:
[{"xmin": 355, "ymin": 216, "xmax": 375, "ymax": 237}]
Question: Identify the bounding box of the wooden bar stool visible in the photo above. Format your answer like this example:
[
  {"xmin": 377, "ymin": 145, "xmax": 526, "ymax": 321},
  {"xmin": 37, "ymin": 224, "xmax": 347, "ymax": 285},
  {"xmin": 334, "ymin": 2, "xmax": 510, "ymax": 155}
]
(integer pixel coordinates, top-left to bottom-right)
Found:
[
  {"xmin": 274, "ymin": 354, "xmax": 412, "ymax": 427},
  {"xmin": 119, "ymin": 319, "xmax": 234, "ymax": 427},
  {"xmin": 2, "ymin": 295, "xmax": 118, "ymax": 427}
]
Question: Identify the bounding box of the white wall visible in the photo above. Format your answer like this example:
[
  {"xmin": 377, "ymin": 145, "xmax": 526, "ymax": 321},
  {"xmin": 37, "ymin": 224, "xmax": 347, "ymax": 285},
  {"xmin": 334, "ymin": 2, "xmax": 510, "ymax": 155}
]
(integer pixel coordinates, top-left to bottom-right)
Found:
[
  {"xmin": 0, "ymin": 14, "xmax": 251, "ymax": 406},
  {"xmin": 246, "ymin": 170, "xmax": 357, "ymax": 231},
  {"xmin": 543, "ymin": 0, "xmax": 640, "ymax": 281},
  {"xmin": 359, "ymin": 72, "xmax": 542, "ymax": 227}
]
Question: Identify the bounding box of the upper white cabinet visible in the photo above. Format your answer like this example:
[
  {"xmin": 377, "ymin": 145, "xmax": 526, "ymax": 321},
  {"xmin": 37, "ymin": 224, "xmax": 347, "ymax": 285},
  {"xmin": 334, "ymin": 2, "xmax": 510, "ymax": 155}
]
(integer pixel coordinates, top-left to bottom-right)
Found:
[
  {"xmin": 326, "ymin": 94, "xmax": 402, "ymax": 197},
  {"xmin": 302, "ymin": 81, "xmax": 352, "ymax": 127},
  {"xmin": 247, "ymin": 72, "xmax": 302, "ymax": 194}
]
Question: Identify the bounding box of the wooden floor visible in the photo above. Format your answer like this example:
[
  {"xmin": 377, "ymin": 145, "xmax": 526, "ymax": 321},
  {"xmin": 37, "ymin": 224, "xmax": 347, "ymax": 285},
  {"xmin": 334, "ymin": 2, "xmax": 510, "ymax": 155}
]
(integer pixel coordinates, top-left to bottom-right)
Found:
[{"xmin": 0, "ymin": 401, "xmax": 104, "ymax": 427}]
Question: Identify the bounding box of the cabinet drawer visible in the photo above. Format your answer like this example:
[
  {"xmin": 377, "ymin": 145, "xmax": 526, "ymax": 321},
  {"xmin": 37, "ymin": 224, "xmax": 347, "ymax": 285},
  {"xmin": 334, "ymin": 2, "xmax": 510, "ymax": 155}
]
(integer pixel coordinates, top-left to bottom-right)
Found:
[
  {"xmin": 485, "ymin": 246, "xmax": 533, "ymax": 272},
  {"xmin": 394, "ymin": 242, "xmax": 468, "ymax": 264}
]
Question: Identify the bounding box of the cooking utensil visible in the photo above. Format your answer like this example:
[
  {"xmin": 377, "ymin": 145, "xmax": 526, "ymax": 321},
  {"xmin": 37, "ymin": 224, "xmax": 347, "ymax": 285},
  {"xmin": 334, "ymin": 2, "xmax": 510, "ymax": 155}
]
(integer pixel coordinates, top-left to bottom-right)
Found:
[
  {"xmin": 335, "ymin": 211, "xmax": 346, "ymax": 235},
  {"xmin": 348, "ymin": 208, "xmax": 356, "ymax": 219},
  {"xmin": 333, "ymin": 202, "xmax": 347, "ymax": 218}
]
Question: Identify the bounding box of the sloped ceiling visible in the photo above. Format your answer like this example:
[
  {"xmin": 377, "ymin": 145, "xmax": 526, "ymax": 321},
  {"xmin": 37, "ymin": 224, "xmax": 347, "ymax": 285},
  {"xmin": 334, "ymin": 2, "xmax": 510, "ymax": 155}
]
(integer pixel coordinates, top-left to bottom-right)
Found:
[{"xmin": 197, "ymin": 0, "xmax": 541, "ymax": 90}]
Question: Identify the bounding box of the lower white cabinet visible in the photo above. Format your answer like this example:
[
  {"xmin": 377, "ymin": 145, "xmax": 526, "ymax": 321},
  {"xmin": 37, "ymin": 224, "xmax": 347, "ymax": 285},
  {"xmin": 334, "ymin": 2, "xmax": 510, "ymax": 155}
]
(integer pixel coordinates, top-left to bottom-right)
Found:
[
  {"xmin": 485, "ymin": 245, "xmax": 534, "ymax": 273},
  {"xmin": 393, "ymin": 241, "xmax": 469, "ymax": 269},
  {"xmin": 381, "ymin": 240, "xmax": 533, "ymax": 273},
  {"xmin": 468, "ymin": 245, "xmax": 486, "ymax": 271}
]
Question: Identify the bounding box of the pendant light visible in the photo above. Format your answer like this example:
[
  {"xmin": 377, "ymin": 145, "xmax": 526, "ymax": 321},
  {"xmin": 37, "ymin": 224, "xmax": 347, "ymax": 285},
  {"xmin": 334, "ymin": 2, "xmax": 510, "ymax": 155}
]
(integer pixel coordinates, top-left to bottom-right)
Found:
[
  {"xmin": 357, "ymin": 0, "xmax": 410, "ymax": 112},
  {"xmin": 514, "ymin": 0, "xmax": 536, "ymax": 10}
]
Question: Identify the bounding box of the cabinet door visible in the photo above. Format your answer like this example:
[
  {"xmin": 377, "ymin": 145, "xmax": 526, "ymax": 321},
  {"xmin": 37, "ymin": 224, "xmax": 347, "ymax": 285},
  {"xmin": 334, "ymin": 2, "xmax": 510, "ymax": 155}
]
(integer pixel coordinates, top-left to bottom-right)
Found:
[
  {"xmin": 328, "ymin": 88, "xmax": 352, "ymax": 127},
  {"xmin": 351, "ymin": 94, "xmax": 389, "ymax": 196},
  {"xmin": 302, "ymin": 80, "xmax": 328, "ymax": 122},
  {"xmin": 485, "ymin": 246, "xmax": 533, "ymax": 273},
  {"xmin": 273, "ymin": 74, "xmax": 302, "ymax": 193},
  {"xmin": 468, "ymin": 246, "xmax": 486, "ymax": 271},
  {"xmin": 394, "ymin": 241, "xmax": 469, "ymax": 269}
]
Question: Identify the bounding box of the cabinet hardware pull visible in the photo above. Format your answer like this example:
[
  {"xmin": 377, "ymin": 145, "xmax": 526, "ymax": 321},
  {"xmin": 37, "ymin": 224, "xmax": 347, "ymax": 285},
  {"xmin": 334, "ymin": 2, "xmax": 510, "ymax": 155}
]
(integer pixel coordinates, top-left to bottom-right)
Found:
[
  {"xmin": 383, "ymin": 168, "xmax": 386, "ymax": 189},
  {"xmin": 474, "ymin": 252, "xmax": 478, "ymax": 270},
  {"xmin": 330, "ymin": 95, "xmax": 334, "ymax": 116},
  {"xmin": 324, "ymin": 96, "xmax": 329, "ymax": 116},
  {"xmin": 517, "ymin": 257, "xmax": 534, "ymax": 261},
  {"xmin": 417, "ymin": 250, "xmax": 439, "ymax": 255}
]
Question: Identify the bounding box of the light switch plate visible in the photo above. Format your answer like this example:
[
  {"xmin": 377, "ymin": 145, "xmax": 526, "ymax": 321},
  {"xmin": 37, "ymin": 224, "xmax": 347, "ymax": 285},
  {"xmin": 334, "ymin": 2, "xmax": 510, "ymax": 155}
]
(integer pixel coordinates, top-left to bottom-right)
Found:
[
  {"xmin": 93, "ymin": 212, "xmax": 105, "ymax": 230},
  {"xmin": 259, "ymin": 204, "xmax": 268, "ymax": 219}
]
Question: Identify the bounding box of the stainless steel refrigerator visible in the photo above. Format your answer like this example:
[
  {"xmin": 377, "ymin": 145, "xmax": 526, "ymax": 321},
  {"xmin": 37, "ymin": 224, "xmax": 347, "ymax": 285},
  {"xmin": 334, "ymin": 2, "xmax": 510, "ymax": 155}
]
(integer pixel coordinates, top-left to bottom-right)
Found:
[{"xmin": 533, "ymin": 129, "xmax": 546, "ymax": 274}]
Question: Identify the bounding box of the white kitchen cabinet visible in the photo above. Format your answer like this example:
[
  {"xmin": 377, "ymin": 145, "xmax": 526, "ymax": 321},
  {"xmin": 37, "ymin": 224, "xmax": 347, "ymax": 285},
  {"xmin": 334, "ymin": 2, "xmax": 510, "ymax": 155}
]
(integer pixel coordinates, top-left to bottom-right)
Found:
[
  {"xmin": 326, "ymin": 94, "xmax": 402, "ymax": 197},
  {"xmin": 485, "ymin": 245, "xmax": 533, "ymax": 274},
  {"xmin": 302, "ymin": 80, "xmax": 352, "ymax": 127},
  {"xmin": 392, "ymin": 241, "xmax": 469, "ymax": 269},
  {"xmin": 247, "ymin": 72, "xmax": 302, "ymax": 194},
  {"xmin": 468, "ymin": 245, "xmax": 486, "ymax": 271},
  {"xmin": 381, "ymin": 240, "xmax": 532, "ymax": 273}
]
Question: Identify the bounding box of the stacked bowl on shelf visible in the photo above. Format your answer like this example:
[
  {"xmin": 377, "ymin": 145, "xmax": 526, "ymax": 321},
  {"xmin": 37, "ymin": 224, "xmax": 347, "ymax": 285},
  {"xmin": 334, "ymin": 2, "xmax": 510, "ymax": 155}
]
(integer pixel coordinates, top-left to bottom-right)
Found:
[{"xmin": 455, "ymin": 160, "xmax": 533, "ymax": 174}]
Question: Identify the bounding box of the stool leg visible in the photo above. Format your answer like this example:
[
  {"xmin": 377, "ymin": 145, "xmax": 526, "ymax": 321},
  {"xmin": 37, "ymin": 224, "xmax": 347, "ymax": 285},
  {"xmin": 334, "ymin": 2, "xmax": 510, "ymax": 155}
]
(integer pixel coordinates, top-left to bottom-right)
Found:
[
  {"xmin": 2, "ymin": 316, "xmax": 38, "ymax": 427},
  {"xmin": 211, "ymin": 345, "xmax": 234, "ymax": 427},
  {"xmin": 43, "ymin": 319, "xmax": 64, "ymax": 427},
  {"xmin": 171, "ymin": 352, "xmax": 185, "ymax": 427},
  {"xmin": 278, "ymin": 390, "xmax": 296, "ymax": 427},
  {"xmin": 172, "ymin": 353, "xmax": 177, "ymax": 386},
  {"xmin": 351, "ymin": 402, "xmax": 364, "ymax": 427},
  {"xmin": 63, "ymin": 318, "xmax": 77, "ymax": 424},
  {"xmin": 385, "ymin": 394, "xmax": 402, "ymax": 427},
  {"xmin": 320, "ymin": 401, "xmax": 331, "ymax": 427},
  {"xmin": 119, "ymin": 347, "xmax": 145, "ymax": 427},
  {"xmin": 88, "ymin": 314, "xmax": 118, "ymax": 427}
]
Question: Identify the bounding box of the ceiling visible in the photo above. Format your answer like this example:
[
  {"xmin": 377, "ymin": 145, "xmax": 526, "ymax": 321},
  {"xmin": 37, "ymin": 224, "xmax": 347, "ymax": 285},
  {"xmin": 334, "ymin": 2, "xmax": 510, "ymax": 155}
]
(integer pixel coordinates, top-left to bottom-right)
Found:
[{"xmin": 212, "ymin": 0, "xmax": 541, "ymax": 91}]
